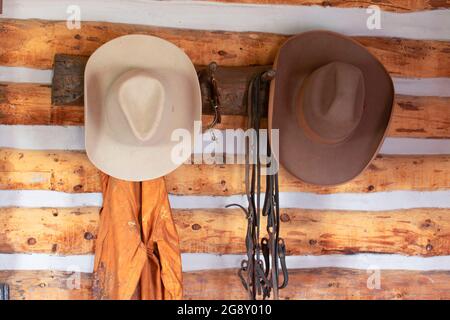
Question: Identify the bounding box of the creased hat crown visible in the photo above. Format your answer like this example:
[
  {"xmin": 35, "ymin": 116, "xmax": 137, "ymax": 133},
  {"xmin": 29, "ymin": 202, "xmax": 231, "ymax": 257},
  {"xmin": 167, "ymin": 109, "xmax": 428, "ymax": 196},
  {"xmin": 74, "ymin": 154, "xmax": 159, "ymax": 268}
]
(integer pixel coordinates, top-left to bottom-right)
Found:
[{"xmin": 297, "ymin": 62, "xmax": 365, "ymax": 144}]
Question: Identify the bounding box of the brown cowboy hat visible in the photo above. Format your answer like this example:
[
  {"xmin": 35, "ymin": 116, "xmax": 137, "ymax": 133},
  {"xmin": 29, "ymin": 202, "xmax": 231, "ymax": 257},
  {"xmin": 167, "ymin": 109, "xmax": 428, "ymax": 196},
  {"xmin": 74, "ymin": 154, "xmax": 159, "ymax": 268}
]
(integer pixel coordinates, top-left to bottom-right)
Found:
[{"xmin": 268, "ymin": 31, "xmax": 394, "ymax": 186}]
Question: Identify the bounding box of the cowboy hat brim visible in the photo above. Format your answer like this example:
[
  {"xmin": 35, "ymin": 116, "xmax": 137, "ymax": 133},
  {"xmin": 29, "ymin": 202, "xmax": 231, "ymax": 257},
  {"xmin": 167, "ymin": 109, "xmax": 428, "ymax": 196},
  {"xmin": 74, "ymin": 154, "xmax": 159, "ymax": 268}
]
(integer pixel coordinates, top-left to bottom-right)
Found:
[
  {"xmin": 269, "ymin": 31, "xmax": 394, "ymax": 186},
  {"xmin": 85, "ymin": 35, "xmax": 201, "ymax": 181}
]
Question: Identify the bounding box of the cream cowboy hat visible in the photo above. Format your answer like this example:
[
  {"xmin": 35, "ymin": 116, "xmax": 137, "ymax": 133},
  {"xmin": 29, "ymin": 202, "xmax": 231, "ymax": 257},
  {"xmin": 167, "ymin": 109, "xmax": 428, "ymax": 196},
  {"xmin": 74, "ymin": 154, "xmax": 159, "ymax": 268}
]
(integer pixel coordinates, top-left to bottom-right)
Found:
[{"xmin": 85, "ymin": 35, "xmax": 201, "ymax": 181}]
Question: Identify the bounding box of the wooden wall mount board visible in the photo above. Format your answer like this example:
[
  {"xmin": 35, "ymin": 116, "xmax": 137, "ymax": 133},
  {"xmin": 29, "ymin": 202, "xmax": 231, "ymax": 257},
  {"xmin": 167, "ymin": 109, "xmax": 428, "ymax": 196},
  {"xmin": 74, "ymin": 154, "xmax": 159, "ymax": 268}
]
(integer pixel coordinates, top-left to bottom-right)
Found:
[
  {"xmin": 51, "ymin": 55, "xmax": 88, "ymax": 106},
  {"xmin": 3, "ymin": 268, "xmax": 450, "ymax": 300},
  {"xmin": 1, "ymin": 207, "xmax": 450, "ymax": 257},
  {"xmin": 202, "ymin": 0, "xmax": 450, "ymax": 12},
  {"xmin": 1, "ymin": 19, "xmax": 450, "ymax": 78},
  {"xmin": 0, "ymin": 148, "xmax": 449, "ymax": 194},
  {"xmin": 51, "ymin": 54, "xmax": 271, "ymax": 116}
]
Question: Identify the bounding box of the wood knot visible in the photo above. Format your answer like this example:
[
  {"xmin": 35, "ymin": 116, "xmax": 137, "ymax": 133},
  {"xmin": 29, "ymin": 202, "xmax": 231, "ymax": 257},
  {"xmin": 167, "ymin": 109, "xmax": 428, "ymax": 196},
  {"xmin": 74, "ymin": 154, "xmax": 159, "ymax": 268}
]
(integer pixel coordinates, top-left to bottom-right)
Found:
[
  {"xmin": 280, "ymin": 213, "xmax": 290, "ymax": 222},
  {"xmin": 367, "ymin": 185, "xmax": 375, "ymax": 192},
  {"xmin": 27, "ymin": 237, "xmax": 37, "ymax": 245},
  {"xmin": 74, "ymin": 166, "xmax": 85, "ymax": 175},
  {"xmin": 218, "ymin": 50, "xmax": 227, "ymax": 56},
  {"xmin": 309, "ymin": 239, "xmax": 317, "ymax": 246},
  {"xmin": 328, "ymin": 282, "xmax": 339, "ymax": 288},
  {"xmin": 192, "ymin": 223, "xmax": 201, "ymax": 231},
  {"xmin": 73, "ymin": 184, "xmax": 83, "ymax": 192},
  {"xmin": 84, "ymin": 232, "xmax": 94, "ymax": 240},
  {"xmin": 395, "ymin": 292, "xmax": 405, "ymax": 299},
  {"xmin": 426, "ymin": 244, "xmax": 433, "ymax": 251},
  {"xmin": 421, "ymin": 219, "xmax": 434, "ymax": 229}
]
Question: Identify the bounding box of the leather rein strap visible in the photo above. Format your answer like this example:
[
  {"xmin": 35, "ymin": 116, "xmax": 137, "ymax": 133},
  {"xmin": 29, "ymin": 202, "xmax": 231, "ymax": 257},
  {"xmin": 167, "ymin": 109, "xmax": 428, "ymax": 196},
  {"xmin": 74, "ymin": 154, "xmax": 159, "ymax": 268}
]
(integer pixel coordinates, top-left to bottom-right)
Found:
[{"xmin": 228, "ymin": 70, "xmax": 288, "ymax": 300}]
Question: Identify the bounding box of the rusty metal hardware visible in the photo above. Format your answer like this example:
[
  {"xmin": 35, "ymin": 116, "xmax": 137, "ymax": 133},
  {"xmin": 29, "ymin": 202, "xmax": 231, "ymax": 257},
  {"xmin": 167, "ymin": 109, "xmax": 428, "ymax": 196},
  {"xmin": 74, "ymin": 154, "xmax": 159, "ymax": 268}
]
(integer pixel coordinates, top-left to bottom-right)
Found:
[{"xmin": 198, "ymin": 62, "xmax": 222, "ymax": 132}]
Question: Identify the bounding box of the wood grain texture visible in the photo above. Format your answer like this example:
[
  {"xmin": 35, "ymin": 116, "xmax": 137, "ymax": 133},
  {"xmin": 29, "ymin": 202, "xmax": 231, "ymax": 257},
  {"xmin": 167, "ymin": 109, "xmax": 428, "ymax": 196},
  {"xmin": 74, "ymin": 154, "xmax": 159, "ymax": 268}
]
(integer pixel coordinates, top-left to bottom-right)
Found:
[
  {"xmin": 391, "ymin": 95, "xmax": 450, "ymax": 139},
  {"xmin": 0, "ymin": 148, "xmax": 101, "ymax": 193},
  {"xmin": 166, "ymin": 155, "xmax": 450, "ymax": 195},
  {"xmin": 0, "ymin": 149, "xmax": 449, "ymax": 194},
  {"xmin": 0, "ymin": 270, "xmax": 92, "ymax": 300},
  {"xmin": 0, "ymin": 207, "xmax": 98, "ymax": 255},
  {"xmin": 51, "ymin": 55, "xmax": 88, "ymax": 106},
  {"xmin": 1, "ymin": 207, "xmax": 450, "ymax": 256},
  {"xmin": 0, "ymin": 83, "xmax": 84, "ymax": 125},
  {"xmin": 3, "ymin": 268, "xmax": 450, "ymax": 300},
  {"xmin": 205, "ymin": 0, "xmax": 450, "ymax": 12},
  {"xmin": 1, "ymin": 82, "xmax": 449, "ymax": 138},
  {"xmin": 1, "ymin": 19, "xmax": 449, "ymax": 77},
  {"xmin": 184, "ymin": 268, "xmax": 450, "ymax": 300},
  {"xmin": 176, "ymin": 208, "xmax": 450, "ymax": 256}
]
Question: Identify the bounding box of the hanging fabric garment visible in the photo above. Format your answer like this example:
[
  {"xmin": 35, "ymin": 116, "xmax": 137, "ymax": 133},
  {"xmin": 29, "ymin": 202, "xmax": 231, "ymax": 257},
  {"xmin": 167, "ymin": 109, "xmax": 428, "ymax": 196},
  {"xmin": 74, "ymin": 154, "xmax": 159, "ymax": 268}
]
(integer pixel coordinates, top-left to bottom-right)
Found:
[{"xmin": 93, "ymin": 173, "xmax": 183, "ymax": 300}]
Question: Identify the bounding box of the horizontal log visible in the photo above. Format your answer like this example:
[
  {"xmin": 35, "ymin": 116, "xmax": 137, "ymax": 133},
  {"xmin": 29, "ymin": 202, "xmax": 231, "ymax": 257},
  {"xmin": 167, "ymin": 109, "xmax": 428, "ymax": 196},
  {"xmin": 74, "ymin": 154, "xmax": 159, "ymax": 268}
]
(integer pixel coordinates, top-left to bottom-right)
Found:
[
  {"xmin": 3, "ymin": 268, "xmax": 450, "ymax": 299},
  {"xmin": 0, "ymin": 148, "xmax": 100, "ymax": 193},
  {"xmin": 391, "ymin": 95, "xmax": 450, "ymax": 139},
  {"xmin": 1, "ymin": 19, "xmax": 449, "ymax": 77},
  {"xmin": 0, "ymin": 149, "xmax": 449, "ymax": 194},
  {"xmin": 185, "ymin": 268, "xmax": 450, "ymax": 300},
  {"xmin": 1, "ymin": 82, "xmax": 449, "ymax": 138},
  {"xmin": 205, "ymin": 1, "xmax": 450, "ymax": 12},
  {"xmin": 168, "ymin": 155, "xmax": 450, "ymax": 194},
  {"xmin": 0, "ymin": 270, "xmax": 92, "ymax": 300},
  {"xmin": 0, "ymin": 207, "xmax": 98, "ymax": 255},
  {"xmin": 0, "ymin": 83, "xmax": 84, "ymax": 126},
  {"xmin": 1, "ymin": 207, "xmax": 449, "ymax": 256},
  {"xmin": 161, "ymin": 208, "xmax": 450, "ymax": 257},
  {"xmin": 0, "ymin": 82, "xmax": 246, "ymax": 128}
]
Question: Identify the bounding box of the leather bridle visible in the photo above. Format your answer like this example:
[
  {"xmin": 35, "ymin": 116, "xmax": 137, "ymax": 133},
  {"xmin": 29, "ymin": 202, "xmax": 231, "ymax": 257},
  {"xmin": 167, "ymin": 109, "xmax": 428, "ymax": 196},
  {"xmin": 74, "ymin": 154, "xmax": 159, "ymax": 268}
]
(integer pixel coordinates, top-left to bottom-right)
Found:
[{"xmin": 228, "ymin": 70, "xmax": 288, "ymax": 300}]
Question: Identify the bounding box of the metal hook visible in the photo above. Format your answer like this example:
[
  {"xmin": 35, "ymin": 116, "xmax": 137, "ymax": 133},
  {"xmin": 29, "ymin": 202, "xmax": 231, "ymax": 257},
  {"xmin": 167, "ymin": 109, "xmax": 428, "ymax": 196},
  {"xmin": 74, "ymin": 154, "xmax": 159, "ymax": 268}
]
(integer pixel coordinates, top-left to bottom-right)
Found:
[{"xmin": 201, "ymin": 62, "xmax": 222, "ymax": 131}]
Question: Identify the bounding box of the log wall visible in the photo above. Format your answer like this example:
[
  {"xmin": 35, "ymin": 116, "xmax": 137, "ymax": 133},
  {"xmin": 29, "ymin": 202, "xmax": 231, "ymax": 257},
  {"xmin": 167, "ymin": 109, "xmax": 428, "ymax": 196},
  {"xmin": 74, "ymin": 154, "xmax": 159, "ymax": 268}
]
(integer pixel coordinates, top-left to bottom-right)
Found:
[{"xmin": 0, "ymin": 0, "xmax": 449, "ymax": 300}]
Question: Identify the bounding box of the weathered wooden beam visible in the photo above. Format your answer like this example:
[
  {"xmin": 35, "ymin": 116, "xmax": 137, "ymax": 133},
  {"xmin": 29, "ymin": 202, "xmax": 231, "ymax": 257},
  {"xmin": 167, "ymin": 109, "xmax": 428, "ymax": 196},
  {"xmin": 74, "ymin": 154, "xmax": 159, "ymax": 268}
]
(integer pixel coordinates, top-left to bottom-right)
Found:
[
  {"xmin": 204, "ymin": 0, "xmax": 450, "ymax": 12},
  {"xmin": 1, "ymin": 207, "xmax": 450, "ymax": 256},
  {"xmin": 2, "ymin": 268, "xmax": 450, "ymax": 300},
  {"xmin": 1, "ymin": 82, "xmax": 449, "ymax": 138},
  {"xmin": 0, "ymin": 149, "xmax": 449, "ymax": 194},
  {"xmin": 1, "ymin": 19, "xmax": 449, "ymax": 78},
  {"xmin": 51, "ymin": 54, "xmax": 270, "ymax": 116},
  {"xmin": 51, "ymin": 55, "xmax": 88, "ymax": 106}
]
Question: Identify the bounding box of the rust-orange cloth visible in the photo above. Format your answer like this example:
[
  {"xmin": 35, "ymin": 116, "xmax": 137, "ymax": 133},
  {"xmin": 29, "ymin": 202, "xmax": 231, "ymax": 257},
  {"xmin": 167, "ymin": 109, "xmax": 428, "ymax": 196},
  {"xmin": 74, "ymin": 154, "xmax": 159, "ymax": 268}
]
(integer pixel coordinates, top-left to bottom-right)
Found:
[{"xmin": 93, "ymin": 174, "xmax": 183, "ymax": 300}]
